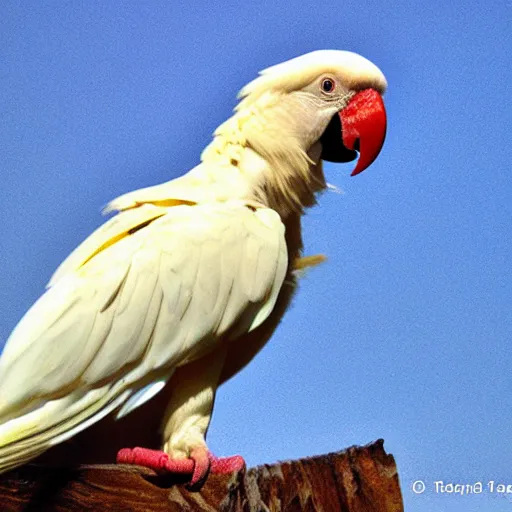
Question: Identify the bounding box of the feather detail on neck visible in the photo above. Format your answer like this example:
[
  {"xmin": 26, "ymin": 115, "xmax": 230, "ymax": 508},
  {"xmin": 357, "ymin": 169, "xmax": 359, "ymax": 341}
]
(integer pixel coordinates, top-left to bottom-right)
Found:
[{"xmin": 201, "ymin": 91, "xmax": 327, "ymax": 218}]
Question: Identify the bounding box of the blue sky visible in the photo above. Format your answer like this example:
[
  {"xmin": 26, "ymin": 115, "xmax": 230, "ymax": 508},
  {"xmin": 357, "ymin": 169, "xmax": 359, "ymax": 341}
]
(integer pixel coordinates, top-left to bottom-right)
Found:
[{"xmin": 1, "ymin": 2, "xmax": 510, "ymax": 510}]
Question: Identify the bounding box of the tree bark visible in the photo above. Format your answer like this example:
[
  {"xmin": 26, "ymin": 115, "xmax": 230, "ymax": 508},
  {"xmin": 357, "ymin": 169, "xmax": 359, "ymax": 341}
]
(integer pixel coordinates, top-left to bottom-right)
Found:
[{"xmin": 0, "ymin": 439, "xmax": 403, "ymax": 511}]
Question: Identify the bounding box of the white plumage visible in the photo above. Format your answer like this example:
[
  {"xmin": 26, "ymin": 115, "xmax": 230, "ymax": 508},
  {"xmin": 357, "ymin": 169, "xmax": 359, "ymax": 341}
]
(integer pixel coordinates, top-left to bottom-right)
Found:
[{"xmin": 0, "ymin": 50, "xmax": 387, "ymax": 480}]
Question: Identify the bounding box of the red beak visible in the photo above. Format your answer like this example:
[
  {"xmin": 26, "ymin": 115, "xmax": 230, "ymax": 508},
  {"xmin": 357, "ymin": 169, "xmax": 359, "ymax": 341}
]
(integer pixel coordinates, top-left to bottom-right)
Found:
[{"xmin": 339, "ymin": 89, "xmax": 387, "ymax": 176}]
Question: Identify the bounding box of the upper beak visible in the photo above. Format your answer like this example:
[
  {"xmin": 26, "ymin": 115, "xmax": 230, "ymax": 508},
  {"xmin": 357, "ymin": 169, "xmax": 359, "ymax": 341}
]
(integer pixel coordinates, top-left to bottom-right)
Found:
[{"xmin": 339, "ymin": 88, "xmax": 387, "ymax": 176}]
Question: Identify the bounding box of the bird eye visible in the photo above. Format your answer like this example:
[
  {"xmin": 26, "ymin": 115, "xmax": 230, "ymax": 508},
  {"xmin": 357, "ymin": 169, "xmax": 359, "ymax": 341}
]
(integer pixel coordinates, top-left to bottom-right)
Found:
[{"xmin": 321, "ymin": 77, "xmax": 336, "ymax": 94}]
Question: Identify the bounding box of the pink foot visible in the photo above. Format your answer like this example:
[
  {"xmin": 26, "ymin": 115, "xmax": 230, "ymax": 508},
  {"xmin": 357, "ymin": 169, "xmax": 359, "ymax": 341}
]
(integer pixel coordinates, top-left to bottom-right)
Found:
[{"xmin": 117, "ymin": 446, "xmax": 245, "ymax": 489}]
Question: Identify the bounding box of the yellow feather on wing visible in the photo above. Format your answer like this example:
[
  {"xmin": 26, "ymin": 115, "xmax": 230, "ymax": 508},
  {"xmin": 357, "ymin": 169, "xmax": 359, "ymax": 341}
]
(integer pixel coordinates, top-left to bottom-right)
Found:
[{"xmin": 48, "ymin": 203, "xmax": 169, "ymax": 287}]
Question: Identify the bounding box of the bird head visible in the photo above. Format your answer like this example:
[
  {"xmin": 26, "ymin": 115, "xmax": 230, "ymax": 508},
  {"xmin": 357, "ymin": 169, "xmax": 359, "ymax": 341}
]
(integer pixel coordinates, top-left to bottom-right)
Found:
[
  {"xmin": 106, "ymin": 51, "xmax": 387, "ymax": 217},
  {"xmin": 238, "ymin": 50, "xmax": 387, "ymax": 177}
]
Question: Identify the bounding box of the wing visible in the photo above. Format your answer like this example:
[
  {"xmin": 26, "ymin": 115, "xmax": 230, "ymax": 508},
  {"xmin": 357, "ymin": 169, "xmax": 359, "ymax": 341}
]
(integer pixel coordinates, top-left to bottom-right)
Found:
[
  {"xmin": 47, "ymin": 202, "xmax": 169, "ymax": 287},
  {"xmin": 0, "ymin": 201, "xmax": 287, "ymax": 468}
]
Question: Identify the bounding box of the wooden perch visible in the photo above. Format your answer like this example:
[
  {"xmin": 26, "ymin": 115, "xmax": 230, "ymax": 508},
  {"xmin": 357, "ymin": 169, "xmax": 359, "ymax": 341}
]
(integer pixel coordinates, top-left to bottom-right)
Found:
[{"xmin": 0, "ymin": 439, "xmax": 403, "ymax": 511}]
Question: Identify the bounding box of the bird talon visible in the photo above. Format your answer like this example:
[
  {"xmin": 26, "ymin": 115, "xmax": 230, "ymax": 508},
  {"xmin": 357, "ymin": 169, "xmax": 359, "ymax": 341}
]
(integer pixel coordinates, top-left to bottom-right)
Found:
[{"xmin": 187, "ymin": 446, "xmax": 211, "ymax": 489}]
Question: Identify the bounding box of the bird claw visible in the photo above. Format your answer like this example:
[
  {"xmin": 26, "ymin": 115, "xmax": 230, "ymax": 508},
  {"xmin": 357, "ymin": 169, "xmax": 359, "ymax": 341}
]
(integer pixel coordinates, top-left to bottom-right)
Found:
[
  {"xmin": 117, "ymin": 446, "xmax": 245, "ymax": 489},
  {"xmin": 188, "ymin": 446, "xmax": 211, "ymax": 489}
]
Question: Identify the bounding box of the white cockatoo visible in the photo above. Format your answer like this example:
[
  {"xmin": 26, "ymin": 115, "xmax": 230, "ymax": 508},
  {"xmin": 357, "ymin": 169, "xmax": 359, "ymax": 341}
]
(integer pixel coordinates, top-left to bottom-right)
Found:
[{"xmin": 0, "ymin": 50, "xmax": 387, "ymax": 487}]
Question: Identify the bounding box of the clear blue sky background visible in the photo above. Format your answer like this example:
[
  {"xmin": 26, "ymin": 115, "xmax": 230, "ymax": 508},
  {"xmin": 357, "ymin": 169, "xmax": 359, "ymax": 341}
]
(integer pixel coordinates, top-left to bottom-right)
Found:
[{"xmin": 1, "ymin": 2, "xmax": 510, "ymax": 511}]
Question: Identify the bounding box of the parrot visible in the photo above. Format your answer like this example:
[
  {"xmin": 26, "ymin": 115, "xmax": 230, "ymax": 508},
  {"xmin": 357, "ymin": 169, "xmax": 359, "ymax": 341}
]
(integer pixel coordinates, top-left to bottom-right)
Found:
[{"xmin": 0, "ymin": 50, "xmax": 387, "ymax": 488}]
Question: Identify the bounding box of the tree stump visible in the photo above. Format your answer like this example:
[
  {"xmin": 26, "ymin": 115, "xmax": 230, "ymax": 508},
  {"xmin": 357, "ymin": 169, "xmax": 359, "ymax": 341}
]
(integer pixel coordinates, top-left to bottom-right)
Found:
[{"xmin": 0, "ymin": 439, "xmax": 403, "ymax": 511}]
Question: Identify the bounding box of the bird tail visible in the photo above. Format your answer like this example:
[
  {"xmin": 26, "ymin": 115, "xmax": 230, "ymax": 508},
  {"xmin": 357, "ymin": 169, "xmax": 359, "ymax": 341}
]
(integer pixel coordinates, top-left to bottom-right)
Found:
[{"xmin": 0, "ymin": 387, "xmax": 129, "ymax": 473}]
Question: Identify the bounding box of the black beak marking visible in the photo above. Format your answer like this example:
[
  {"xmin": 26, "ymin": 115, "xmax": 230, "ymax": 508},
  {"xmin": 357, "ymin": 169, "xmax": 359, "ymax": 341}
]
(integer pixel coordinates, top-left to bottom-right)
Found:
[{"xmin": 320, "ymin": 113, "xmax": 358, "ymax": 163}]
